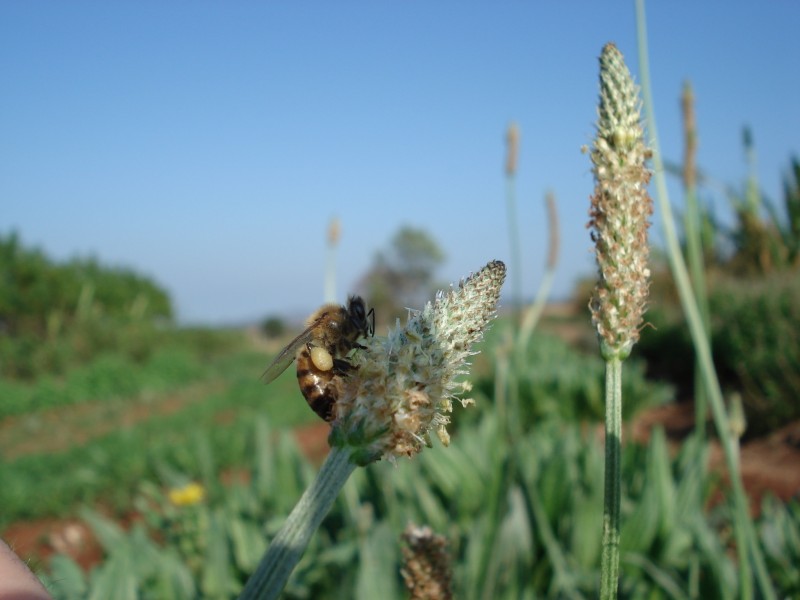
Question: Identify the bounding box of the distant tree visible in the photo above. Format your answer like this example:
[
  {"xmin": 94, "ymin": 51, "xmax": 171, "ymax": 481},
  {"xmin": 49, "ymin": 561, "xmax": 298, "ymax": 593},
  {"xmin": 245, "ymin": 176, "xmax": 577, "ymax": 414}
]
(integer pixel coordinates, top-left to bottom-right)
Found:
[
  {"xmin": 261, "ymin": 315, "xmax": 287, "ymax": 339},
  {"xmin": 356, "ymin": 226, "xmax": 445, "ymax": 330}
]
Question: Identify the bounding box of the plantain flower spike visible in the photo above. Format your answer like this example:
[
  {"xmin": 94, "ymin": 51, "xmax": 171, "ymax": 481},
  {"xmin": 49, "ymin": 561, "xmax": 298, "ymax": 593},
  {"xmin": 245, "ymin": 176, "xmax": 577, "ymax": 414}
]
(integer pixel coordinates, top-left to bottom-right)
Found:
[
  {"xmin": 401, "ymin": 524, "xmax": 454, "ymax": 600},
  {"xmin": 588, "ymin": 43, "xmax": 653, "ymax": 360},
  {"xmin": 505, "ymin": 122, "xmax": 520, "ymax": 177},
  {"xmin": 329, "ymin": 260, "xmax": 506, "ymax": 465}
]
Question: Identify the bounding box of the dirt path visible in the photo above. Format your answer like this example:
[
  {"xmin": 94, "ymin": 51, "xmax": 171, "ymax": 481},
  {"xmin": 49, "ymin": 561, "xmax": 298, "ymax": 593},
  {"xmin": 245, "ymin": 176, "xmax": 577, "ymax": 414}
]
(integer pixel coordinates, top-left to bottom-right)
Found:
[{"xmin": 0, "ymin": 379, "xmax": 226, "ymax": 460}]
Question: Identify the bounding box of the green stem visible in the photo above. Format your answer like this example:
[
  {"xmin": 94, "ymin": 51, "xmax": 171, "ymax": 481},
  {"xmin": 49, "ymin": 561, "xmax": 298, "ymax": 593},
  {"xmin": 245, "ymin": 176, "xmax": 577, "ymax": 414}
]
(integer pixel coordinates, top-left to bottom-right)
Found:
[
  {"xmin": 324, "ymin": 242, "xmax": 337, "ymax": 304},
  {"xmin": 516, "ymin": 265, "xmax": 555, "ymax": 360},
  {"xmin": 506, "ymin": 175, "xmax": 523, "ymax": 323},
  {"xmin": 635, "ymin": 3, "xmax": 775, "ymax": 598},
  {"xmin": 683, "ymin": 159, "xmax": 707, "ymax": 319},
  {"xmin": 239, "ymin": 446, "xmax": 356, "ymax": 600},
  {"xmin": 516, "ymin": 192, "xmax": 559, "ymax": 360},
  {"xmin": 600, "ymin": 356, "xmax": 622, "ymax": 600},
  {"xmin": 684, "ymin": 185, "xmax": 711, "ymax": 442}
]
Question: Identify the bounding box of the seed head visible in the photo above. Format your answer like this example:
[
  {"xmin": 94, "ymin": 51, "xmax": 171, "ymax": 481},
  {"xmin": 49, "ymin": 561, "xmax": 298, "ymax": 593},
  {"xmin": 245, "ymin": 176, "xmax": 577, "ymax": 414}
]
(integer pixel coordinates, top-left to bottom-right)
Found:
[
  {"xmin": 588, "ymin": 43, "xmax": 653, "ymax": 359},
  {"xmin": 401, "ymin": 524, "xmax": 453, "ymax": 600},
  {"xmin": 505, "ymin": 122, "xmax": 520, "ymax": 177},
  {"xmin": 329, "ymin": 260, "xmax": 506, "ymax": 465},
  {"xmin": 327, "ymin": 217, "xmax": 341, "ymax": 246}
]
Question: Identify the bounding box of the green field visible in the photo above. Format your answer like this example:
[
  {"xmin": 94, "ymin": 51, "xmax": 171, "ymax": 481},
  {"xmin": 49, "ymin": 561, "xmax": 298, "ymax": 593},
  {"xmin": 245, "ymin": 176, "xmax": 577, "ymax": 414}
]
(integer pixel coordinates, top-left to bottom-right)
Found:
[
  {"xmin": 1, "ymin": 227, "xmax": 799, "ymax": 597},
  {"xmin": 0, "ymin": 300, "xmax": 796, "ymax": 599}
]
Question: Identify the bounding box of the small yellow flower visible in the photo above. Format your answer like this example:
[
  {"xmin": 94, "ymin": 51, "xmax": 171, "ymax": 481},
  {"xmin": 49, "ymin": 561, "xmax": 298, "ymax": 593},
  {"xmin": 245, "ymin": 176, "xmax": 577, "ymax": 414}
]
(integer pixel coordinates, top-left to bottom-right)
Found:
[{"xmin": 168, "ymin": 482, "xmax": 205, "ymax": 507}]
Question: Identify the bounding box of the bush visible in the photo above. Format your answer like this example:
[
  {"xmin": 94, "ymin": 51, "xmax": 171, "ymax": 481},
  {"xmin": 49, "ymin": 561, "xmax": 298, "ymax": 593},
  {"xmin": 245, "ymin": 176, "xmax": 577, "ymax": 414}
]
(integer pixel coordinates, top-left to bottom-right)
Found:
[
  {"xmin": 638, "ymin": 274, "xmax": 800, "ymax": 437},
  {"xmin": 260, "ymin": 316, "xmax": 287, "ymax": 339},
  {"xmin": 0, "ymin": 348, "xmax": 206, "ymax": 420},
  {"xmin": 636, "ymin": 302, "xmax": 696, "ymax": 399},
  {"xmin": 0, "ymin": 231, "xmax": 175, "ymax": 379},
  {"xmin": 475, "ymin": 326, "xmax": 673, "ymax": 424},
  {"xmin": 709, "ymin": 275, "xmax": 800, "ymax": 436}
]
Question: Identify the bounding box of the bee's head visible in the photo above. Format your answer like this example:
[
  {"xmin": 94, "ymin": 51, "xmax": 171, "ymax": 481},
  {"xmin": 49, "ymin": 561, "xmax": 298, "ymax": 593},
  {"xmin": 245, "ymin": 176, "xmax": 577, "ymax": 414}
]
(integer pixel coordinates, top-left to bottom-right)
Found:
[{"xmin": 347, "ymin": 295, "xmax": 374, "ymax": 337}]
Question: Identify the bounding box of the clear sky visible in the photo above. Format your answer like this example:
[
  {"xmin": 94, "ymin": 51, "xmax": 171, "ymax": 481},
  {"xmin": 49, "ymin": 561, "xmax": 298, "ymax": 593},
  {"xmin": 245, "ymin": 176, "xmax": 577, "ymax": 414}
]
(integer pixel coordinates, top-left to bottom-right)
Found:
[{"xmin": 2, "ymin": 2, "xmax": 798, "ymax": 324}]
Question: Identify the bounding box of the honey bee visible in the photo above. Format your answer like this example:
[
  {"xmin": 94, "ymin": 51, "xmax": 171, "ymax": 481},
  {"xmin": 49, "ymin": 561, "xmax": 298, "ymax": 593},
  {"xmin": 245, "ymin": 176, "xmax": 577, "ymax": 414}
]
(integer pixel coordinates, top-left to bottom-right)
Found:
[{"xmin": 262, "ymin": 296, "xmax": 374, "ymax": 421}]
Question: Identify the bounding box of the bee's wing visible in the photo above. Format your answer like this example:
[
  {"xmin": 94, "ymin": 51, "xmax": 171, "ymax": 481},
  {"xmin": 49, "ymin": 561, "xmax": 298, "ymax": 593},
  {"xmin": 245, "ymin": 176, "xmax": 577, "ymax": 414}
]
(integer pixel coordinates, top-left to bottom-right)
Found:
[{"xmin": 261, "ymin": 325, "xmax": 317, "ymax": 384}]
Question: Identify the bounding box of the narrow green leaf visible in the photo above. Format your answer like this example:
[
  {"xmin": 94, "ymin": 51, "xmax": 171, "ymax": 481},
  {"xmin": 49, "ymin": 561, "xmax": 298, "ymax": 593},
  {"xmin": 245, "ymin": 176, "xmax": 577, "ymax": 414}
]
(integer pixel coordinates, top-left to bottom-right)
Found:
[
  {"xmin": 356, "ymin": 522, "xmax": 400, "ymax": 600},
  {"xmin": 229, "ymin": 514, "xmax": 267, "ymax": 572},
  {"xmin": 87, "ymin": 547, "xmax": 137, "ymax": 600},
  {"xmin": 201, "ymin": 509, "xmax": 237, "ymax": 598},
  {"xmin": 45, "ymin": 555, "xmax": 87, "ymax": 599},
  {"xmin": 79, "ymin": 508, "xmax": 126, "ymax": 552}
]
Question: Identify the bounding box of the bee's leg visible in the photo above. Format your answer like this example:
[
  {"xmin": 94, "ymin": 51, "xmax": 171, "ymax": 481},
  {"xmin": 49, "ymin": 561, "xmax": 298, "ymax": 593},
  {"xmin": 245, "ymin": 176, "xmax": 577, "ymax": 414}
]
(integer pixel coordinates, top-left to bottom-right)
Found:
[{"xmin": 332, "ymin": 358, "xmax": 357, "ymax": 376}]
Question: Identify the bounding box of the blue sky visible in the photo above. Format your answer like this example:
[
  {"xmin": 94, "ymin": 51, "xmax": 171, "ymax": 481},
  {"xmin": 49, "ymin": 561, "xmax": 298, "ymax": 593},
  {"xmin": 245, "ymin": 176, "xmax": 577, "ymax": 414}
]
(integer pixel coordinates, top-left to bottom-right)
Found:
[{"xmin": 2, "ymin": 2, "xmax": 798, "ymax": 324}]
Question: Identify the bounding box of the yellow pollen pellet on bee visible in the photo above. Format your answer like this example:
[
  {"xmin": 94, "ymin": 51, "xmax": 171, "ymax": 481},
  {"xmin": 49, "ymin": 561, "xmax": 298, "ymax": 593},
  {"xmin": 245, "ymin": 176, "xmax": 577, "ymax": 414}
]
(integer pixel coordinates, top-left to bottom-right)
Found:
[{"xmin": 310, "ymin": 346, "xmax": 334, "ymax": 371}]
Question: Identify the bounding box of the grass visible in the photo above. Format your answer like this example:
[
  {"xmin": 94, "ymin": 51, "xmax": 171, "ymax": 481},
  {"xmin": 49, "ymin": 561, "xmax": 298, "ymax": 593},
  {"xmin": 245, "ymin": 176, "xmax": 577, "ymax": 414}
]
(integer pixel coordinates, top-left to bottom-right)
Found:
[
  {"xmin": 0, "ymin": 342, "xmax": 319, "ymax": 528},
  {"xmin": 39, "ymin": 402, "xmax": 800, "ymax": 599},
  {"xmin": 3, "ymin": 310, "xmax": 797, "ymax": 599}
]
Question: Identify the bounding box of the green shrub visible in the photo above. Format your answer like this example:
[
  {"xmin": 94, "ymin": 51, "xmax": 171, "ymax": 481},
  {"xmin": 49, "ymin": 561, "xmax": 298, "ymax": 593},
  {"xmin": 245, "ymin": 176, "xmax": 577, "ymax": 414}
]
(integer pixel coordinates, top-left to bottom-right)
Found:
[
  {"xmin": 0, "ymin": 348, "xmax": 207, "ymax": 420},
  {"xmin": 636, "ymin": 302, "xmax": 695, "ymax": 393},
  {"xmin": 475, "ymin": 328, "xmax": 673, "ymax": 424},
  {"xmin": 0, "ymin": 231, "xmax": 177, "ymax": 379},
  {"xmin": 260, "ymin": 316, "xmax": 287, "ymax": 339},
  {"xmin": 640, "ymin": 275, "xmax": 800, "ymax": 436},
  {"xmin": 0, "ymin": 231, "xmax": 172, "ymax": 334},
  {"xmin": 170, "ymin": 327, "xmax": 246, "ymax": 361},
  {"xmin": 639, "ymin": 274, "xmax": 800, "ymax": 437},
  {"xmin": 708, "ymin": 275, "xmax": 800, "ymax": 435}
]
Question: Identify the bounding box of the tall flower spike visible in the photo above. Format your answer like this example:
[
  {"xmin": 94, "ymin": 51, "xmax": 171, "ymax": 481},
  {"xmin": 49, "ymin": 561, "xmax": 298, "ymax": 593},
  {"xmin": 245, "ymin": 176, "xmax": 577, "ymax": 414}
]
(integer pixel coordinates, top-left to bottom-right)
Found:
[
  {"xmin": 329, "ymin": 260, "xmax": 506, "ymax": 465},
  {"xmin": 505, "ymin": 122, "xmax": 520, "ymax": 177},
  {"xmin": 588, "ymin": 43, "xmax": 653, "ymax": 359}
]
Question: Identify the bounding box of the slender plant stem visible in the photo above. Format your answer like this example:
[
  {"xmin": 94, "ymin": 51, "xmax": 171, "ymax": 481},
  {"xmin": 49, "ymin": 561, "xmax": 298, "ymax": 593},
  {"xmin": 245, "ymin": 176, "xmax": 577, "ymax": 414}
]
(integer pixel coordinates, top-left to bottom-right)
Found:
[
  {"xmin": 324, "ymin": 218, "xmax": 339, "ymax": 304},
  {"xmin": 505, "ymin": 175, "xmax": 523, "ymax": 323},
  {"xmin": 681, "ymin": 82, "xmax": 711, "ymax": 442},
  {"xmin": 516, "ymin": 266, "xmax": 554, "ymax": 359},
  {"xmin": 239, "ymin": 446, "xmax": 356, "ymax": 600},
  {"xmin": 324, "ymin": 243, "xmax": 337, "ymax": 304},
  {"xmin": 635, "ymin": 2, "xmax": 775, "ymax": 598},
  {"xmin": 600, "ymin": 356, "xmax": 622, "ymax": 600},
  {"xmin": 685, "ymin": 183, "xmax": 711, "ymax": 443},
  {"xmin": 494, "ymin": 336, "xmax": 510, "ymax": 429},
  {"xmin": 517, "ymin": 191, "xmax": 559, "ymax": 359}
]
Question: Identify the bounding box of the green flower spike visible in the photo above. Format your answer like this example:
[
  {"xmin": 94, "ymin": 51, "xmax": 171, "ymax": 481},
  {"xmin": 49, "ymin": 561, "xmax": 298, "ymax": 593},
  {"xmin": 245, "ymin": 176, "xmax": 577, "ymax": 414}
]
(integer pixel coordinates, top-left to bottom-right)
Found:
[
  {"xmin": 588, "ymin": 42, "xmax": 653, "ymax": 361},
  {"xmin": 588, "ymin": 43, "xmax": 653, "ymax": 600},
  {"xmin": 331, "ymin": 259, "xmax": 506, "ymax": 465}
]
